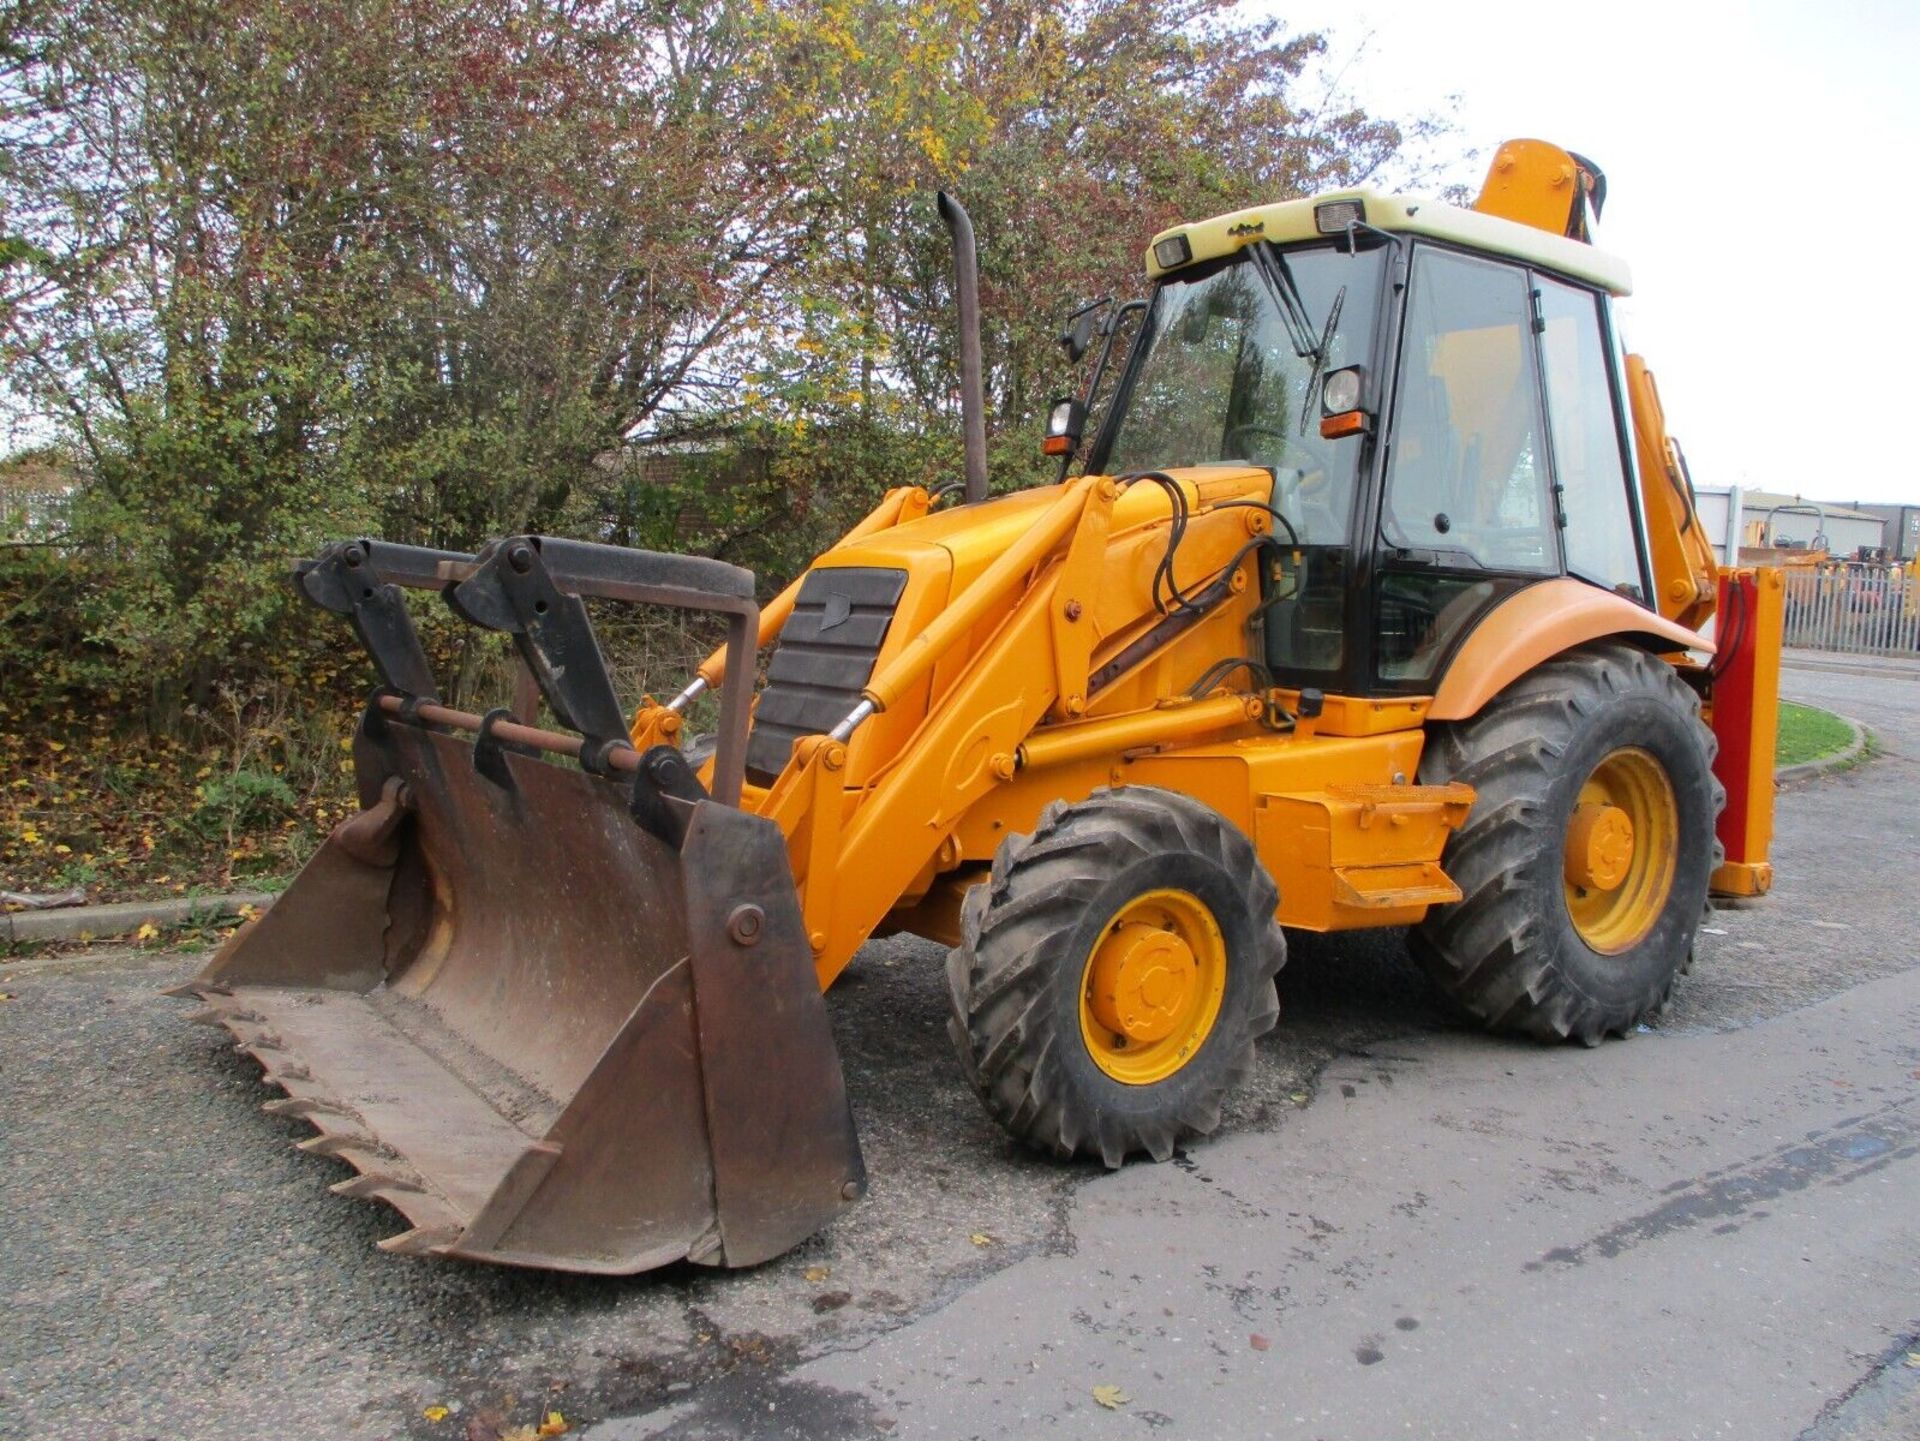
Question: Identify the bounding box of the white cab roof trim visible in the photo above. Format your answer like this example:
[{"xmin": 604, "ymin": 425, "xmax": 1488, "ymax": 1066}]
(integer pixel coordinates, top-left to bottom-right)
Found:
[{"xmin": 1147, "ymin": 187, "xmax": 1632, "ymax": 296}]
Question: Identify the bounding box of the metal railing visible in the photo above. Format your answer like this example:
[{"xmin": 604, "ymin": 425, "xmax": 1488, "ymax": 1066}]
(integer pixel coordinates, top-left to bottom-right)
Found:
[{"xmin": 1780, "ymin": 563, "xmax": 1920, "ymax": 656}]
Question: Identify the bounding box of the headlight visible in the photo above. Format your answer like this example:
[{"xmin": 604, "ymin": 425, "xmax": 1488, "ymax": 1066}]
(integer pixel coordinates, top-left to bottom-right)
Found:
[
  {"xmin": 1320, "ymin": 366, "xmax": 1363, "ymax": 415},
  {"xmin": 1152, "ymin": 234, "xmax": 1192, "ymax": 270},
  {"xmin": 1314, "ymin": 199, "xmax": 1365, "ymax": 234},
  {"xmin": 1042, "ymin": 396, "xmax": 1086, "ymax": 456}
]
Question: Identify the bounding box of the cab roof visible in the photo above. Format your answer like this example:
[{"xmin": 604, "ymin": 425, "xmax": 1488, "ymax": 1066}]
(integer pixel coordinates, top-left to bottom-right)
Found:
[{"xmin": 1146, "ymin": 186, "xmax": 1633, "ymax": 296}]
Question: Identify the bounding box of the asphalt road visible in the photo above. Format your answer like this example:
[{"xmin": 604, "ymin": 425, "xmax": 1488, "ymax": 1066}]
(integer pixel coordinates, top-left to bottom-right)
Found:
[{"xmin": 1, "ymin": 652, "xmax": 1914, "ymax": 1441}]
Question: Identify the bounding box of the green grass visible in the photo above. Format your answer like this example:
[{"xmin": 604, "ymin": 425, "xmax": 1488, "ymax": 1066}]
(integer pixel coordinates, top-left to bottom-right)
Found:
[{"xmin": 1777, "ymin": 701, "xmax": 1855, "ymax": 769}]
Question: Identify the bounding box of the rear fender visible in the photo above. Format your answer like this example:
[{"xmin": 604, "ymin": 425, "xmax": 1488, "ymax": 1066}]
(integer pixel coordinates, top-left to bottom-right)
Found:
[{"xmin": 1429, "ymin": 577, "xmax": 1711, "ymax": 722}]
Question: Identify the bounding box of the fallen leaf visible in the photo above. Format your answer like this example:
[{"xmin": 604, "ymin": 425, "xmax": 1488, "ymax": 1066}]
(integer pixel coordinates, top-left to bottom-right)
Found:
[
  {"xmin": 135, "ymin": 921, "xmax": 159, "ymax": 941},
  {"xmin": 1091, "ymin": 1385, "xmax": 1129, "ymax": 1409},
  {"xmin": 803, "ymin": 1265, "xmax": 831, "ymax": 1282},
  {"xmin": 1249, "ymin": 1333, "xmax": 1270, "ymax": 1351},
  {"xmin": 537, "ymin": 1412, "xmax": 569, "ymax": 1437},
  {"xmin": 969, "ymin": 1233, "xmax": 994, "ymax": 1247},
  {"xmin": 1289, "ymin": 1091, "xmax": 1310, "ymax": 1106},
  {"xmin": 499, "ymin": 1428, "xmax": 539, "ymax": 1441},
  {"xmin": 423, "ymin": 1404, "xmax": 451, "ymax": 1422}
]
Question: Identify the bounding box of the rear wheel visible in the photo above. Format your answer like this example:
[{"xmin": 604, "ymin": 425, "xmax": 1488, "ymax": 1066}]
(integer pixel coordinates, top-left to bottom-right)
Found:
[
  {"xmin": 1412, "ymin": 642, "xmax": 1722, "ymax": 1044},
  {"xmin": 946, "ymin": 787, "xmax": 1286, "ymax": 1166}
]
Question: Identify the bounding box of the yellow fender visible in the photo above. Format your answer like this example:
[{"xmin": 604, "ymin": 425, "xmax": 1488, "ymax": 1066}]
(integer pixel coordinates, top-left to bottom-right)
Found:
[{"xmin": 1429, "ymin": 578, "xmax": 1712, "ymax": 721}]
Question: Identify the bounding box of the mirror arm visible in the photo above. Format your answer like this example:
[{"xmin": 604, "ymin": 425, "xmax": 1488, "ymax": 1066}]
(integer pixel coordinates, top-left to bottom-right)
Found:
[{"xmin": 1060, "ymin": 298, "xmax": 1148, "ymax": 482}]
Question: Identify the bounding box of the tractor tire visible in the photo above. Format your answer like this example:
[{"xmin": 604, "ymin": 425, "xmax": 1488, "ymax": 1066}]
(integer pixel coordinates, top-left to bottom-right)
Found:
[
  {"xmin": 1412, "ymin": 641, "xmax": 1723, "ymax": 1045},
  {"xmin": 945, "ymin": 786, "xmax": 1286, "ymax": 1166}
]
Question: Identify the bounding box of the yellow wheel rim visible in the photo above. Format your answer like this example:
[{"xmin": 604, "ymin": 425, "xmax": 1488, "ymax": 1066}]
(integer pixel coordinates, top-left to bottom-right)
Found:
[
  {"xmin": 1078, "ymin": 888, "xmax": 1227, "ymax": 1085},
  {"xmin": 1563, "ymin": 747, "xmax": 1678, "ymax": 954}
]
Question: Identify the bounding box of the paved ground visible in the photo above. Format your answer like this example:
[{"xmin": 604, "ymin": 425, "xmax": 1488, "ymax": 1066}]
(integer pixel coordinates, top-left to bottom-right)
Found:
[{"xmin": 1, "ymin": 652, "xmax": 1914, "ymax": 1441}]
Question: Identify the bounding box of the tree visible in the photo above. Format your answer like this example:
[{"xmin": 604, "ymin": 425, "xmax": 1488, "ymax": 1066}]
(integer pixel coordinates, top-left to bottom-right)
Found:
[
  {"xmin": 0, "ymin": 0, "xmax": 1440, "ymax": 723},
  {"xmin": 0, "ymin": 0, "xmax": 822, "ymax": 715},
  {"xmin": 717, "ymin": 0, "xmax": 1445, "ymax": 487}
]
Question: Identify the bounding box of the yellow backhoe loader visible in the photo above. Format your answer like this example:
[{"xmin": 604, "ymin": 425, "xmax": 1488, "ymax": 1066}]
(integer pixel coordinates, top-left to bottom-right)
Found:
[{"xmin": 174, "ymin": 140, "xmax": 1782, "ymax": 1275}]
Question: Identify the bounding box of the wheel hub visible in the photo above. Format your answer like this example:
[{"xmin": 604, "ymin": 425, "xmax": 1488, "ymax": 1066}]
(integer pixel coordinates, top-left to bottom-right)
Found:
[
  {"xmin": 1087, "ymin": 923, "xmax": 1198, "ymax": 1043},
  {"xmin": 1564, "ymin": 802, "xmax": 1634, "ymax": 892},
  {"xmin": 1562, "ymin": 747, "xmax": 1679, "ymax": 954},
  {"xmin": 1078, "ymin": 888, "xmax": 1229, "ymax": 1085}
]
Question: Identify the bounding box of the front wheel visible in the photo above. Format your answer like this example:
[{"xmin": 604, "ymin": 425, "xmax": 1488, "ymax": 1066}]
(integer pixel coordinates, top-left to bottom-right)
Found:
[{"xmin": 945, "ymin": 787, "xmax": 1286, "ymax": 1166}]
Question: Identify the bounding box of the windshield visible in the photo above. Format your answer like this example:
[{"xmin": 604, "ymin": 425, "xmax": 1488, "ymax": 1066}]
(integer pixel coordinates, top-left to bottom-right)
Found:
[{"xmin": 1098, "ymin": 244, "xmax": 1386, "ymax": 545}]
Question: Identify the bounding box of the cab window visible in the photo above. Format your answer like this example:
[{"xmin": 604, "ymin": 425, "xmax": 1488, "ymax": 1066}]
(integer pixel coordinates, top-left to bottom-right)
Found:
[
  {"xmin": 1101, "ymin": 245, "xmax": 1384, "ymax": 548},
  {"xmin": 1374, "ymin": 247, "xmax": 1556, "ymax": 685},
  {"xmin": 1537, "ymin": 278, "xmax": 1645, "ymax": 599},
  {"xmin": 1381, "ymin": 247, "xmax": 1557, "ymax": 574}
]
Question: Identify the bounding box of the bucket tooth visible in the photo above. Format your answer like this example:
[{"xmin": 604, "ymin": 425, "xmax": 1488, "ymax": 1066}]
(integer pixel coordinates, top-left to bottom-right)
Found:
[
  {"xmin": 190, "ymin": 1003, "xmax": 262, "ymax": 1027},
  {"xmin": 235, "ymin": 1030, "xmax": 285, "ymax": 1053},
  {"xmin": 377, "ymin": 1223, "xmax": 462, "ymax": 1258},
  {"xmin": 687, "ymin": 1227, "xmax": 725, "ymax": 1266},
  {"xmin": 163, "ymin": 980, "xmax": 231, "ymax": 999},
  {"xmin": 264, "ymin": 1095, "xmax": 364, "ymax": 1123},
  {"xmin": 331, "ymin": 1172, "xmax": 426, "ymax": 1200},
  {"xmin": 262, "ymin": 1062, "xmax": 313, "ymax": 1085},
  {"xmin": 298, "ymin": 1133, "xmax": 398, "ymax": 1163}
]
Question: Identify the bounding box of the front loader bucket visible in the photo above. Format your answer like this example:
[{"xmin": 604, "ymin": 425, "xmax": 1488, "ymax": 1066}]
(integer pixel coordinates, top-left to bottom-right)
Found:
[
  {"xmin": 173, "ymin": 536, "xmax": 863, "ymax": 1274},
  {"xmin": 179, "ymin": 722, "xmax": 863, "ymax": 1272}
]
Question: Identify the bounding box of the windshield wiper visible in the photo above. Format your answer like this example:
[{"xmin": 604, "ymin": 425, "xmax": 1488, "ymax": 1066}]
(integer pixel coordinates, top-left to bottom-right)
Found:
[
  {"xmin": 1255, "ymin": 247, "xmax": 1345, "ymax": 436},
  {"xmin": 1297, "ymin": 287, "xmax": 1343, "ymax": 437}
]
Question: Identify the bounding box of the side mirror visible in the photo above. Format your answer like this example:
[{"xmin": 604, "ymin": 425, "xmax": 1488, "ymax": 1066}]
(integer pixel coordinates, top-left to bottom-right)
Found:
[
  {"xmin": 1042, "ymin": 396, "xmax": 1086, "ymax": 457},
  {"xmin": 1061, "ymin": 311, "xmax": 1097, "ymax": 363},
  {"xmin": 1059, "ymin": 297, "xmax": 1113, "ymax": 363}
]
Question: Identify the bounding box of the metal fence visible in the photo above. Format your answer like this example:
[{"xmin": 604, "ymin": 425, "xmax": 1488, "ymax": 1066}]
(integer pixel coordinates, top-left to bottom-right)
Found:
[{"xmin": 1781, "ymin": 564, "xmax": 1920, "ymax": 656}]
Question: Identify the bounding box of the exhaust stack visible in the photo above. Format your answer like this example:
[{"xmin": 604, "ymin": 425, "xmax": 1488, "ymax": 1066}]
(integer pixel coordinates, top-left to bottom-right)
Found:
[{"xmin": 937, "ymin": 191, "xmax": 989, "ymax": 504}]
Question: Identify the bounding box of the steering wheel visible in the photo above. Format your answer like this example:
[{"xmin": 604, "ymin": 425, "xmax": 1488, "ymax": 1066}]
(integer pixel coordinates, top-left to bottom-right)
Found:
[{"xmin": 1220, "ymin": 431, "xmax": 1340, "ymax": 545}]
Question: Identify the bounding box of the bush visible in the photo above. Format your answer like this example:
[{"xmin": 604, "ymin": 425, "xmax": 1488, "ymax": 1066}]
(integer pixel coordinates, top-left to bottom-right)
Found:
[{"xmin": 184, "ymin": 769, "xmax": 299, "ymax": 845}]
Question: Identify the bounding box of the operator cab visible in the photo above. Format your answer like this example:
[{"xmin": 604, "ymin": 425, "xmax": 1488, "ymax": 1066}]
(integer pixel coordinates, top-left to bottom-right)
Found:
[{"xmin": 1073, "ymin": 183, "xmax": 1655, "ymax": 699}]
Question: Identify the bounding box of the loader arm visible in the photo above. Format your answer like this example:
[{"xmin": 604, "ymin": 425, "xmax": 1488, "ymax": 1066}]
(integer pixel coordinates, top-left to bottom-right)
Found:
[{"xmin": 759, "ymin": 469, "xmax": 1277, "ymax": 984}]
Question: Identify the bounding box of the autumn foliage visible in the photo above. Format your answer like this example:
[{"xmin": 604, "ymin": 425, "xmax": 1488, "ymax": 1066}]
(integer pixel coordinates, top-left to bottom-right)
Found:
[{"xmin": 0, "ymin": 0, "xmax": 1439, "ymax": 900}]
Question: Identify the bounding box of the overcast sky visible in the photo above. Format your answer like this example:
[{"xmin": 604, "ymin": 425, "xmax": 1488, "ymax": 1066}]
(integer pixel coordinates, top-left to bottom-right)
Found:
[{"xmin": 1255, "ymin": 0, "xmax": 1920, "ymax": 507}]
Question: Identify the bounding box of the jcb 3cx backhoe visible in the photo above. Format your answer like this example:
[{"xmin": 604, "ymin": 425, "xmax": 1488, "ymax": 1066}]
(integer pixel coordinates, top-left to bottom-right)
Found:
[{"xmin": 175, "ymin": 140, "xmax": 1782, "ymax": 1275}]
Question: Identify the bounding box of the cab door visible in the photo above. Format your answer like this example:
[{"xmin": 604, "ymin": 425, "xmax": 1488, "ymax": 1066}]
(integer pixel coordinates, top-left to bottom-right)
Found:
[{"xmin": 1372, "ymin": 244, "xmax": 1562, "ymax": 688}]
